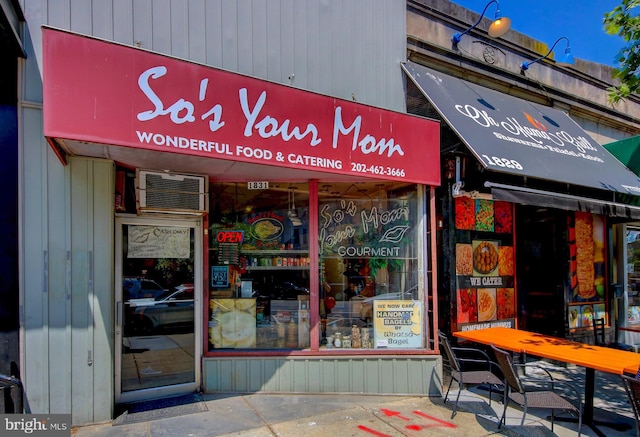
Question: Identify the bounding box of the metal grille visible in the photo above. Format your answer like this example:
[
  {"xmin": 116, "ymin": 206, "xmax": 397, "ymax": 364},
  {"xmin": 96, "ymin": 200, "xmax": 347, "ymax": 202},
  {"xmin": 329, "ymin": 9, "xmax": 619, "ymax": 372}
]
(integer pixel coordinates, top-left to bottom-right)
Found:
[{"xmin": 139, "ymin": 172, "xmax": 207, "ymax": 211}]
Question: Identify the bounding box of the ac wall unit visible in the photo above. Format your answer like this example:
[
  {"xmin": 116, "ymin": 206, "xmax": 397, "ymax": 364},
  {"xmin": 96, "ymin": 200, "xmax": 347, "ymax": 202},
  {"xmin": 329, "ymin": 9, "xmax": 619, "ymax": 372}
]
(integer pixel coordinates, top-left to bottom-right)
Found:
[{"xmin": 136, "ymin": 170, "xmax": 208, "ymax": 215}]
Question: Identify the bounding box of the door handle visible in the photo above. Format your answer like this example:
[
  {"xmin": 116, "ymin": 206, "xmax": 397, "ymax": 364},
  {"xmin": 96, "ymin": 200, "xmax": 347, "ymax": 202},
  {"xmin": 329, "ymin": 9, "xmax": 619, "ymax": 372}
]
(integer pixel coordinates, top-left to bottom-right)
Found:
[{"xmin": 116, "ymin": 301, "xmax": 122, "ymax": 326}]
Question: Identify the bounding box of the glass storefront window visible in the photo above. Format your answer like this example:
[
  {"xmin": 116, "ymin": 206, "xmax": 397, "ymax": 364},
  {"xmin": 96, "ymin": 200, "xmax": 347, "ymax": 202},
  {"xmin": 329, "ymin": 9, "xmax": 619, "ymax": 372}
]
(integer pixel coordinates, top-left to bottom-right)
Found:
[
  {"xmin": 208, "ymin": 182, "xmax": 310, "ymax": 350},
  {"xmin": 318, "ymin": 183, "xmax": 422, "ymax": 349},
  {"xmin": 567, "ymin": 212, "xmax": 607, "ymax": 328},
  {"xmin": 207, "ymin": 181, "xmax": 425, "ymax": 352},
  {"xmin": 627, "ymin": 227, "xmax": 640, "ymax": 324}
]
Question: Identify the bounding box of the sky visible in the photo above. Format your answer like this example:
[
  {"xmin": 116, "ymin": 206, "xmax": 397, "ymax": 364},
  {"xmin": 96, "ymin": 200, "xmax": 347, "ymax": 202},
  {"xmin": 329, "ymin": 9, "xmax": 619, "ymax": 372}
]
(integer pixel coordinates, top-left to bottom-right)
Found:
[{"xmin": 451, "ymin": 0, "xmax": 626, "ymax": 67}]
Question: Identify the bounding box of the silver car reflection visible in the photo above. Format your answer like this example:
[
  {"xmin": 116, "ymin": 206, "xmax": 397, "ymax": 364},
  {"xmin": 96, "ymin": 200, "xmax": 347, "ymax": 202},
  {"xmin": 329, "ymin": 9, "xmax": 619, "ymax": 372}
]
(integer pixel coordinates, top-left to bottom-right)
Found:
[{"xmin": 126, "ymin": 284, "xmax": 194, "ymax": 334}]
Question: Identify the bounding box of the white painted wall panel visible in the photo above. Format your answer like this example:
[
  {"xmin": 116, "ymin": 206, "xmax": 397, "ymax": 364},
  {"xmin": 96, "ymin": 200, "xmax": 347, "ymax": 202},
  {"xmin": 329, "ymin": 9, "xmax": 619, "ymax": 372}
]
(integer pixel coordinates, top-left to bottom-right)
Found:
[
  {"xmin": 265, "ymin": 0, "xmax": 282, "ymax": 81},
  {"xmin": 112, "ymin": 1, "xmax": 133, "ymax": 45},
  {"xmin": 91, "ymin": 0, "xmax": 114, "ymax": 40},
  {"xmin": 204, "ymin": 2, "xmax": 223, "ymax": 67},
  {"xmin": 47, "ymin": 0, "xmax": 70, "ymax": 29},
  {"xmin": 151, "ymin": 0, "xmax": 171, "ymax": 54},
  {"xmin": 68, "ymin": 157, "xmax": 114, "ymax": 423},
  {"xmin": 24, "ymin": 0, "xmax": 406, "ymax": 110},
  {"xmin": 21, "ymin": 106, "xmax": 49, "ymax": 413},
  {"xmin": 186, "ymin": 0, "xmax": 206, "ymax": 63},
  {"xmin": 46, "ymin": 118, "xmax": 71, "ymax": 417},
  {"xmin": 69, "ymin": 159, "xmax": 93, "ymax": 425},
  {"xmin": 169, "ymin": 0, "xmax": 188, "ymax": 59},
  {"xmin": 132, "ymin": 0, "xmax": 152, "ymax": 50},
  {"xmin": 70, "ymin": 0, "xmax": 91, "ymax": 35},
  {"xmin": 220, "ymin": 0, "xmax": 240, "ymax": 71}
]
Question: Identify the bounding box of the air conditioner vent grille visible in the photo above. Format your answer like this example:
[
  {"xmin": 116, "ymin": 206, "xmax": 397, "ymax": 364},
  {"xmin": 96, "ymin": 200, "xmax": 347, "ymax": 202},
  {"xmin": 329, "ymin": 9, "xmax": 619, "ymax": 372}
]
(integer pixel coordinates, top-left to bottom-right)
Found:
[
  {"xmin": 136, "ymin": 170, "xmax": 208, "ymax": 214},
  {"xmin": 145, "ymin": 189, "xmax": 202, "ymax": 210},
  {"xmin": 146, "ymin": 173, "xmax": 203, "ymax": 193}
]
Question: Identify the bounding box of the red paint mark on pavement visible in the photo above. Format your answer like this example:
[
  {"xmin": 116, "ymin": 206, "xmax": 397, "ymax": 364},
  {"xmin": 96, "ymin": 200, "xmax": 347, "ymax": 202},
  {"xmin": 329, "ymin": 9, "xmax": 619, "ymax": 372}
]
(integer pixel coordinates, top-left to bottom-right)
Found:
[
  {"xmin": 358, "ymin": 407, "xmax": 457, "ymax": 434},
  {"xmin": 380, "ymin": 408, "xmax": 410, "ymax": 420},
  {"xmin": 413, "ymin": 410, "xmax": 456, "ymax": 428},
  {"xmin": 357, "ymin": 425, "xmax": 393, "ymax": 436}
]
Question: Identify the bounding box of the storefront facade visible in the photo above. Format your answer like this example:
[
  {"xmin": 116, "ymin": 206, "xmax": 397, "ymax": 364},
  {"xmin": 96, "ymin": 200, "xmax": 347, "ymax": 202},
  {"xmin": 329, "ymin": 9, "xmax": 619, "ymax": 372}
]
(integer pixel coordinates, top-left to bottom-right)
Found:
[
  {"xmin": 15, "ymin": 0, "xmax": 640, "ymax": 426},
  {"xmin": 19, "ymin": 1, "xmax": 442, "ymax": 424},
  {"xmin": 407, "ymin": 0, "xmax": 640, "ymax": 345},
  {"xmin": 605, "ymin": 135, "xmax": 640, "ymax": 348}
]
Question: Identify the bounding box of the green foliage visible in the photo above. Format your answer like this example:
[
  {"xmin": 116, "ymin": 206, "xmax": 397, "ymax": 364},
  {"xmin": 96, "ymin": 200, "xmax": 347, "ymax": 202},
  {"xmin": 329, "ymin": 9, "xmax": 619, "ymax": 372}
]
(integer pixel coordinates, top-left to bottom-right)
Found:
[
  {"xmin": 368, "ymin": 257, "xmax": 403, "ymax": 278},
  {"xmin": 604, "ymin": 0, "xmax": 640, "ymax": 103},
  {"xmin": 155, "ymin": 257, "xmax": 193, "ymax": 284}
]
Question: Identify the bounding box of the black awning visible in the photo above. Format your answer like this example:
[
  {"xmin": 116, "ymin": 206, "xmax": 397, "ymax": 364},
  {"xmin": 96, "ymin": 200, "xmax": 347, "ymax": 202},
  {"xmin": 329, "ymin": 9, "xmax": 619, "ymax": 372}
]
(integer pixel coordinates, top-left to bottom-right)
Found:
[
  {"xmin": 487, "ymin": 182, "xmax": 640, "ymax": 220},
  {"xmin": 402, "ymin": 61, "xmax": 640, "ymax": 196},
  {"xmin": 0, "ymin": 1, "xmax": 26, "ymax": 58}
]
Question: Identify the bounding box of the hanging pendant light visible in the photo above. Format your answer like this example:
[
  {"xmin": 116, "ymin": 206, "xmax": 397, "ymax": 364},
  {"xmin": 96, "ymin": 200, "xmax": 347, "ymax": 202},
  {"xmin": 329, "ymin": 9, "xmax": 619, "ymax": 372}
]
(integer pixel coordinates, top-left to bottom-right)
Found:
[{"xmin": 288, "ymin": 187, "xmax": 302, "ymax": 227}]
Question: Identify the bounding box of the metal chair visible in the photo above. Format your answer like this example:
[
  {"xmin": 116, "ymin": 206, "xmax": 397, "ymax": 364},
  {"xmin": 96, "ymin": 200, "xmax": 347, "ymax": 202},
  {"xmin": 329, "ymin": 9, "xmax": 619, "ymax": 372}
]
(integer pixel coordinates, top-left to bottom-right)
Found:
[
  {"xmin": 593, "ymin": 317, "xmax": 634, "ymax": 351},
  {"xmin": 438, "ymin": 331, "xmax": 503, "ymax": 418},
  {"xmin": 593, "ymin": 317, "xmax": 606, "ymax": 345},
  {"xmin": 491, "ymin": 343, "xmax": 582, "ymax": 435},
  {"xmin": 622, "ymin": 374, "xmax": 640, "ymax": 437}
]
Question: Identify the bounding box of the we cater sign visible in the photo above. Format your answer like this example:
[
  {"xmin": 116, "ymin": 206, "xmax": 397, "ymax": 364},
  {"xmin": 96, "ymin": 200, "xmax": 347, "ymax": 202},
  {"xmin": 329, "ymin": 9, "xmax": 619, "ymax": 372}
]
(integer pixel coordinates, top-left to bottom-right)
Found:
[{"xmin": 43, "ymin": 28, "xmax": 440, "ymax": 185}]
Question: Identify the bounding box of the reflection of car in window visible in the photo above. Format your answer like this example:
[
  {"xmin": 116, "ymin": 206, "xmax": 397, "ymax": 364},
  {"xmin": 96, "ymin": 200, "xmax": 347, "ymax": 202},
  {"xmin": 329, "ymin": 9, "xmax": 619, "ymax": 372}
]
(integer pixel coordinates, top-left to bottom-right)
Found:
[
  {"xmin": 123, "ymin": 278, "xmax": 168, "ymax": 300},
  {"xmin": 125, "ymin": 283, "xmax": 194, "ymax": 334}
]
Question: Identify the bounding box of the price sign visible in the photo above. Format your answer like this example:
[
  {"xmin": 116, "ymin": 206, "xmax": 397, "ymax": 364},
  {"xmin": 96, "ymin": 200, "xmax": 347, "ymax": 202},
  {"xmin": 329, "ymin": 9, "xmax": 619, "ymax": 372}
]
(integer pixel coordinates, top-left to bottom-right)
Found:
[{"xmin": 247, "ymin": 181, "xmax": 269, "ymax": 190}]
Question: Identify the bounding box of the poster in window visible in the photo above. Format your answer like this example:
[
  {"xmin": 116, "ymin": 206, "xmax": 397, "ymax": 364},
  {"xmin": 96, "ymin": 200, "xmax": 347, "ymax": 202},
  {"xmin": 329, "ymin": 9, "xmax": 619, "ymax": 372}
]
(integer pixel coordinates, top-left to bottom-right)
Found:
[
  {"xmin": 475, "ymin": 199, "xmax": 494, "ymax": 232},
  {"xmin": 496, "ymin": 288, "xmax": 515, "ymax": 319},
  {"xmin": 373, "ymin": 300, "xmax": 423, "ymax": 349},
  {"xmin": 457, "ymin": 289, "xmax": 477, "ymax": 323},
  {"xmin": 477, "ymin": 288, "xmax": 497, "ymax": 321},
  {"xmin": 498, "ymin": 246, "xmax": 514, "ymax": 276},
  {"xmin": 454, "ymin": 197, "xmax": 475, "ymax": 230},
  {"xmin": 494, "ymin": 201, "xmax": 513, "ymax": 233},
  {"xmin": 211, "ymin": 265, "xmax": 229, "ymax": 288},
  {"xmin": 128, "ymin": 225, "xmax": 190, "ymax": 258},
  {"xmin": 472, "ymin": 240, "xmax": 499, "ymax": 276},
  {"xmin": 455, "ymin": 244, "xmax": 473, "ymax": 276},
  {"xmin": 571, "ymin": 212, "xmax": 605, "ymax": 303}
]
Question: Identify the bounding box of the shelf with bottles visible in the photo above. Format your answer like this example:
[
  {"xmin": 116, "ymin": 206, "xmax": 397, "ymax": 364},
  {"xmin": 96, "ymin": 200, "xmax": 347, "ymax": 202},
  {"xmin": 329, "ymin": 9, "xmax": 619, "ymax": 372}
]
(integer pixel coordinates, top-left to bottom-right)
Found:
[
  {"xmin": 208, "ymin": 248, "xmax": 309, "ymax": 253},
  {"xmin": 243, "ymin": 252, "xmax": 310, "ymax": 270},
  {"xmin": 246, "ymin": 266, "xmax": 309, "ymax": 271},
  {"xmin": 240, "ymin": 249, "xmax": 309, "ymax": 255},
  {"xmin": 245, "ymin": 257, "xmax": 310, "ymax": 270}
]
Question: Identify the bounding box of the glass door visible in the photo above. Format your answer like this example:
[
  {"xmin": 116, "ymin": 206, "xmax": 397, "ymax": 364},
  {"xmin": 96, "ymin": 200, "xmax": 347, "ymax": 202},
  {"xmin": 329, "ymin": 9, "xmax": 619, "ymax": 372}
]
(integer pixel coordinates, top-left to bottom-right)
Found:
[{"xmin": 115, "ymin": 217, "xmax": 202, "ymax": 403}]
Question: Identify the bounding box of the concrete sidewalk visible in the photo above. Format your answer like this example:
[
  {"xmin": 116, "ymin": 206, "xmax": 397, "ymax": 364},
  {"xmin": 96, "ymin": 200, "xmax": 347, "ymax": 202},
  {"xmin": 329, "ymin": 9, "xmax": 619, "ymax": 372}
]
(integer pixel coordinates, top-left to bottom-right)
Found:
[{"xmin": 71, "ymin": 360, "xmax": 637, "ymax": 437}]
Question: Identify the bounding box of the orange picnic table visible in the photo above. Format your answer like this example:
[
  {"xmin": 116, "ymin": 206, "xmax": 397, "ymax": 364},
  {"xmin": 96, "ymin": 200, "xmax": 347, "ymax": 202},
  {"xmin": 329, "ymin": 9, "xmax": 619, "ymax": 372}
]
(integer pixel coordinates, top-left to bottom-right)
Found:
[{"xmin": 454, "ymin": 326, "xmax": 640, "ymax": 436}]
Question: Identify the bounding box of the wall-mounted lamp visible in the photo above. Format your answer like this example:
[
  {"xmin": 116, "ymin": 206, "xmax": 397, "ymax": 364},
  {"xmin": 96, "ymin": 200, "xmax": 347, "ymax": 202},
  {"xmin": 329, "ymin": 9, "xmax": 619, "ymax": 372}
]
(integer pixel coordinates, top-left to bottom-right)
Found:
[
  {"xmin": 520, "ymin": 36, "xmax": 574, "ymax": 74},
  {"xmin": 452, "ymin": 0, "xmax": 511, "ymax": 48}
]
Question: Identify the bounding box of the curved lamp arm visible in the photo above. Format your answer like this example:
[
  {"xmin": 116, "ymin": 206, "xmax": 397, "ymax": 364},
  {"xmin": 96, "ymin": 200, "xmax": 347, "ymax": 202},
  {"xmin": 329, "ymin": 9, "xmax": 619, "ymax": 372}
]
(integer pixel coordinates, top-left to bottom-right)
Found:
[
  {"xmin": 520, "ymin": 36, "xmax": 574, "ymax": 73},
  {"xmin": 452, "ymin": 0, "xmax": 510, "ymax": 46}
]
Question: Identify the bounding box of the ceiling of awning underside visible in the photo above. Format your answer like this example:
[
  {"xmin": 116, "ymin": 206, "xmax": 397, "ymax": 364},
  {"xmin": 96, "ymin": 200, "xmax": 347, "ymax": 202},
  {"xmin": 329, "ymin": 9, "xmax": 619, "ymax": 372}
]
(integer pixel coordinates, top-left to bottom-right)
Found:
[{"xmin": 58, "ymin": 138, "xmax": 376, "ymax": 183}]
